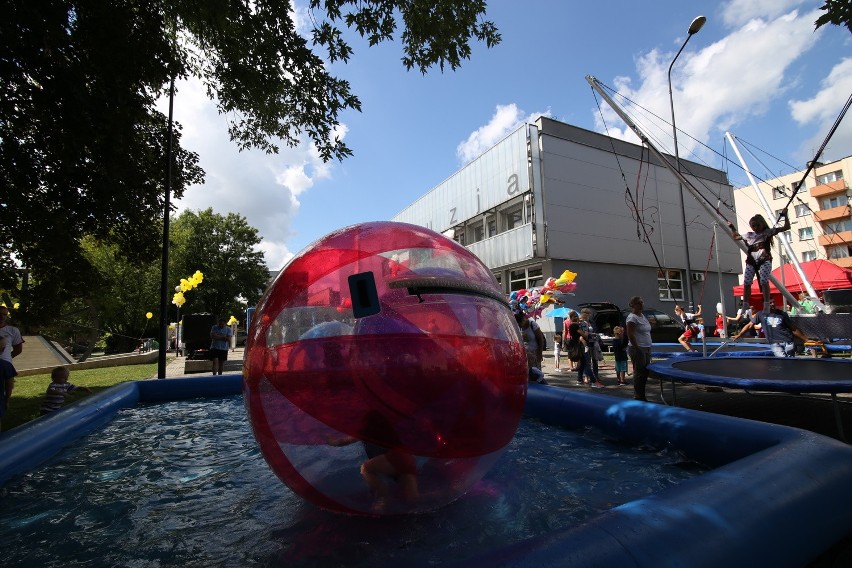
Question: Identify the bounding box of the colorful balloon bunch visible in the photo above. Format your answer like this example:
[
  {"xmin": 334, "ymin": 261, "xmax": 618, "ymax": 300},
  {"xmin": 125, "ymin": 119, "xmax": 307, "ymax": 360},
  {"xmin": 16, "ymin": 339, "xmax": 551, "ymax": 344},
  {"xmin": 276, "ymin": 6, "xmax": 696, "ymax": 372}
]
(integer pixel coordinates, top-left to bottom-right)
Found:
[
  {"xmin": 172, "ymin": 270, "xmax": 204, "ymax": 307},
  {"xmin": 508, "ymin": 269, "xmax": 578, "ymax": 319}
]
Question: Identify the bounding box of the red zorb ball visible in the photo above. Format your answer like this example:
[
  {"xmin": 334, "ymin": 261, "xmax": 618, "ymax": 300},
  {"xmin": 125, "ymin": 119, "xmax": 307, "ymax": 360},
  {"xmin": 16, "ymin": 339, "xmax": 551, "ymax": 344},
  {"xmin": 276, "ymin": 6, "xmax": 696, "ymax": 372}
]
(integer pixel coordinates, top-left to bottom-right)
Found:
[{"xmin": 243, "ymin": 222, "xmax": 527, "ymax": 515}]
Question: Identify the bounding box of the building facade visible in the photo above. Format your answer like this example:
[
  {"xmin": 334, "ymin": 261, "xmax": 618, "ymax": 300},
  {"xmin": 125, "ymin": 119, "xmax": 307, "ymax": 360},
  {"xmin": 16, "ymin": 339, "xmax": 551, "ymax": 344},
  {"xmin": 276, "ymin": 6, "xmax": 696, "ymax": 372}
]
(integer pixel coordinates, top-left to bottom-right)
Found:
[
  {"xmin": 732, "ymin": 155, "xmax": 852, "ymax": 270},
  {"xmin": 392, "ymin": 117, "xmax": 743, "ymax": 331}
]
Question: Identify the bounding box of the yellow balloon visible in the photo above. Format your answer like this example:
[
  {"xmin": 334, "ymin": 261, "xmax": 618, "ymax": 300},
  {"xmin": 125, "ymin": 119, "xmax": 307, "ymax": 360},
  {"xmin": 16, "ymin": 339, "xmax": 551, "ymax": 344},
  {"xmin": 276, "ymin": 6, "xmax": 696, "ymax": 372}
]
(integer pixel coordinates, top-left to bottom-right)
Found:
[
  {"xmin": 554, "ymin": 269, "xmax": 578, "ymax": 286},
  {"xmin": 146, "ymin": 312, "xmax": 153, "ymax": 319}
]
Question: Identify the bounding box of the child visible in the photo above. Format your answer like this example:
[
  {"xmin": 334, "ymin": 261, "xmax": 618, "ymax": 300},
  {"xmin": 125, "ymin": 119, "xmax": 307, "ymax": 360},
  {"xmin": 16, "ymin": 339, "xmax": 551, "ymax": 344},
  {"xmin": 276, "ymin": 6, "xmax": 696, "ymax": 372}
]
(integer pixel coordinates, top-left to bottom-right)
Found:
[
  {"xmin": 678, "ymin": 318, "xmax": 704, "ymax": 352},
  {"xmin": 553, "ymin": 331, "xmax": 563, "ymax": 372},
  {"xmin": 729, "ymin": 210, "xmax": 789, "ymax": 312},
  {"xmin": 714, "ymin": 310, "xmax": 726, "ymax": 338},
  {"xmin": 612, "ymin": 326, "xmax": 629, "ymax": 385},
  {"xmin": 40, "ymin": 367, "xmax": 92, "ymax": 415}
]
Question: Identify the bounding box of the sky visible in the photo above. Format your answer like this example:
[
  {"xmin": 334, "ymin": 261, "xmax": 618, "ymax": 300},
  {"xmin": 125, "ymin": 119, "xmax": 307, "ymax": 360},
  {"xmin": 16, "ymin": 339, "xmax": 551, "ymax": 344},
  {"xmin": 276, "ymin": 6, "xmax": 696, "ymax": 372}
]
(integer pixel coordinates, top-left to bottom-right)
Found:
[{"xmin": 165, "ymin": 0, "xmax": 852, "ymax": 271}]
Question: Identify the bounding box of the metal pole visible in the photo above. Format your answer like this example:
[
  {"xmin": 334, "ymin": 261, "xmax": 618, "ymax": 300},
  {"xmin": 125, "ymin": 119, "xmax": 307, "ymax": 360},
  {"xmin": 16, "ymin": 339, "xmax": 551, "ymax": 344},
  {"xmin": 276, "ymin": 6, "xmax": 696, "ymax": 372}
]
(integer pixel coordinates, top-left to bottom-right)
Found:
[
  {"xmin": 175, "ymin": 304, "xmax": 180, "ymax": 355},
  {"xmin": 724, "ymin": 132, "xmax": 820, "ymax": 301},
  {"xmin": 585, "ymin": 75, "xmax": 802, "ymax": 309},
  {"xmin": 158, "ymin": 72, "xmax": 175, "ymax": 379},
  {"xmin": 713, "ymin": 218, "xmax": 728, "ymax": 338},
  {"xmin": 668, "ymin": 33, "xmax": 696, "ymax": 308}
]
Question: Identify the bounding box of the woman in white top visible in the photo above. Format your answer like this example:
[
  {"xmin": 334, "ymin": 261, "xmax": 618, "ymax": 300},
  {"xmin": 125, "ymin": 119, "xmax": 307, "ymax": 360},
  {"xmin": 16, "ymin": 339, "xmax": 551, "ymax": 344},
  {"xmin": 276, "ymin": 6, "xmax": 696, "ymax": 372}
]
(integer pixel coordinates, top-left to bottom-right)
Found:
[{"xmin": 625, "ymin": 296, "xmax": 652, "ymax": 402}]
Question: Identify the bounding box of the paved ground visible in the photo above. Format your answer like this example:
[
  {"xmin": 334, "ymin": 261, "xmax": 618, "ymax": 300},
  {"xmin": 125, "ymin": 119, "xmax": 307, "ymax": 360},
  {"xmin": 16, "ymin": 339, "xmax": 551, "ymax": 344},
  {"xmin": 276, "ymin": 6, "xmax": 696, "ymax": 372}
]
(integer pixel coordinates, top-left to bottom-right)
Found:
[
  {"xmin": 161, "ymin": 346, "xmax": 245, "ymax": 378},
  {"xmin": 539, "ymin": 350, "xmax": 852, "ymax": 443}
]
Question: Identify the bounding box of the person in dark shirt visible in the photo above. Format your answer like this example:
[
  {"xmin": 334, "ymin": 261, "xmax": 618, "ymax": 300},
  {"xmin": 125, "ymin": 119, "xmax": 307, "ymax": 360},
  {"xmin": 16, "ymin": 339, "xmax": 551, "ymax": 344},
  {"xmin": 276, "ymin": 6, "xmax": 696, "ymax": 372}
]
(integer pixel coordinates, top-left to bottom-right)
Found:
[
  {"xmin": 734, "ymin": 301, "xmax": 809, "ymax": 357},
  {"xmin": 40, "ymin": 367, "xmax": 92, "ymax": 415}
]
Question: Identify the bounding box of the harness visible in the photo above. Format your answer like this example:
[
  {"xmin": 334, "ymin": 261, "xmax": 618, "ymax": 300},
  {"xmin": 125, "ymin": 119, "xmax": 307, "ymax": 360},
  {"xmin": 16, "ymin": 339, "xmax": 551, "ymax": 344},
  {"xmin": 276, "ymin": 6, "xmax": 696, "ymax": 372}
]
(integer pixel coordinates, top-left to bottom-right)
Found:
[{"xmin": 745, "ymin": 235, "xmax": 773, "ymax": 269}]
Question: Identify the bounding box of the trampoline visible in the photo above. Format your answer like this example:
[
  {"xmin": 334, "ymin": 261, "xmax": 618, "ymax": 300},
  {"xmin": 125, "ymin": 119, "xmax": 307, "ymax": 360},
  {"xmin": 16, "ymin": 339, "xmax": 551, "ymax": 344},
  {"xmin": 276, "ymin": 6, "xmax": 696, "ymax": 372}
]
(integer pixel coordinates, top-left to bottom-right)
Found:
[
  {"xmin": 650, "ymin": 357, "xmax": 852, "ymax": 441},
  {"xmin": 649, "ymin": 342, "xmax": 773, "ymax": 358}
]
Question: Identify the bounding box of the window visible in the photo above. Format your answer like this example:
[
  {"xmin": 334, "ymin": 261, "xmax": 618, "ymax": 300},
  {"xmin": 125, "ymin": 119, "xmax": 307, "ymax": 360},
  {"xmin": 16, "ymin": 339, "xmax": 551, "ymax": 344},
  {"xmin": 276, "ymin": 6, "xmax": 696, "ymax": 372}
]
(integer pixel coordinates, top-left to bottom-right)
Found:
[
  {"xmin": 509, "ymin": 265, "xmax": 542, "ymax": 291},
  {"xmin": 828, "ymin": 245, "xmax": 852, "ymax": 259},
  {"xmin": 794, "ymin": 204, "xmax": 811, "ymax": 217},
  {"xmin": 493, "ymin": 272, "xmax": 502, "ymax": 287},
  {"xmin": 802, "ymin": 250, "xmax": 817, "ymax": 262},
  {"xmin": 825, "ymin": 220, "xmax": 852, "ymax": 234},
  {"xmin": 453, "ymin": 227, "xmax": 465, "ymax": 245},
  {"xmin": 817, "ymin": 170, "xmax": 843, "ymax": 185},
  {"xmin": 470, "ymin": 222, "xmax": 484, "ymax": 243},
  {"xmin": 487, "ymin": 216, "xmax": 497, "ymax": 237},
  {"xmin": 657, "ymin": 269, "xmax": 684, "ymax": 302},
  {"xmin": 821, "ymin": 195, "xmax": 849, "ymax": 209},
  {"xmin": 527, "ymin": 266, "xmax": 543, "ymax": 289},
  {"xmin": 798, "ymin": 227, "xmax": 814, "ymax": 240},
  {"xmin": 779, "ymin": 230, "xmax": 792, "ymax": 242},
  {"xmin": 772, "ymin": 186, "xmax": 786, "ymax": 199},
  {"xmin": 504, "ymin": 206, "xmax": 524, "ymax": 230}
]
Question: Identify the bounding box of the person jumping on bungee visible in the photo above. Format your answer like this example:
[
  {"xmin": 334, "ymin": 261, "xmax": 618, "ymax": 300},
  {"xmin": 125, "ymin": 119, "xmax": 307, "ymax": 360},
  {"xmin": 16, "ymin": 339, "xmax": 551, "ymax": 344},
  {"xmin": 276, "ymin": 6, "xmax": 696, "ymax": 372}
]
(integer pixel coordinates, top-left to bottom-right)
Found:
[{"xmin": 728, "ymin": 210, "xmax": 790, "ymax": 313}]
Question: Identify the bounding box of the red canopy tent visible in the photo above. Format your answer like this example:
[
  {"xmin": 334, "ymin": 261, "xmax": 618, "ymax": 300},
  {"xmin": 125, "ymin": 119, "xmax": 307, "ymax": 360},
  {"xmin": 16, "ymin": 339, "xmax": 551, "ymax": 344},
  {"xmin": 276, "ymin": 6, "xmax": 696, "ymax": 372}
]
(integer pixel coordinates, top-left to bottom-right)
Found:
[{"xmin": 732, "ymin": 259, "xmax": 852, "ymax": 309}]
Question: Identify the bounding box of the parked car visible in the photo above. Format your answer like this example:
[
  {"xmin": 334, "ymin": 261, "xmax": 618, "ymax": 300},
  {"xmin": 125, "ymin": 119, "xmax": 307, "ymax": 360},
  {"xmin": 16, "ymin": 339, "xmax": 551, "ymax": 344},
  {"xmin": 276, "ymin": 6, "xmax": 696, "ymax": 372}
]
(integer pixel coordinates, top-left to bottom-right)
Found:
[
  {"xmin": 623, "ymin": 307, "xmax": 684, "ymax": 344},
  {"xmin": 576, "ymin": 302, "xmax": 685, "ymax": 349}
]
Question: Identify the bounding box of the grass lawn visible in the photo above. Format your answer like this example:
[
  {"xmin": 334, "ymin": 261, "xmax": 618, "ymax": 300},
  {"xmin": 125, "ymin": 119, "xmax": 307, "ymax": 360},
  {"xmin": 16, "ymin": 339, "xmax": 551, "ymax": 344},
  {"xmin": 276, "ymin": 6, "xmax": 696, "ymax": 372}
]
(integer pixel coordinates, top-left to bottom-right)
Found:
[{"xmin": 2, "ymin": 363, "xmax": 161, "ymax": 432}]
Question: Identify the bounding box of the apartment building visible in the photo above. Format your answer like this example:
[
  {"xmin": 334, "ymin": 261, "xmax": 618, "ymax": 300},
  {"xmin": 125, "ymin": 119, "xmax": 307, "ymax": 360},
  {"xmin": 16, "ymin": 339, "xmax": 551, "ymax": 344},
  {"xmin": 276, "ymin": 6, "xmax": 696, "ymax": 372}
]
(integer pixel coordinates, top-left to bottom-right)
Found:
[{"xmin": 732, "ymin": 156, "xmax": 852, "ymax": 269}]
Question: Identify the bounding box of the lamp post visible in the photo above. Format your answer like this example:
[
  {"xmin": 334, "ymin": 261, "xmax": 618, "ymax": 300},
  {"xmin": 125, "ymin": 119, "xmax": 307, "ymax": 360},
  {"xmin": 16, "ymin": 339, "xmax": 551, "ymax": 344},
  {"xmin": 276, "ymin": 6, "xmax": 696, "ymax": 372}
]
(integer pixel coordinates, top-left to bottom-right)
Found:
[{"xmin": 668, "ymin": 15, "xmax": 705, "ymax": 309}]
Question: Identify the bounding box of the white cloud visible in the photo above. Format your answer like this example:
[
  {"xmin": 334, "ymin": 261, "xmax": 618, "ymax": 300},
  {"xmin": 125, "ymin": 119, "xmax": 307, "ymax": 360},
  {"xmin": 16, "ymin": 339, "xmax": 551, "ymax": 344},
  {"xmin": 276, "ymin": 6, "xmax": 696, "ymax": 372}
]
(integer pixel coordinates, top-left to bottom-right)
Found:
[
  {"xmin": 456, "ymin": 104, "xmax": 551, "ymax": 164},
  {"xmin": 789, "ymin": 57, "xmax": 852, "ymax": 162},
  {"xmin": 593, "ymin": 6, "xmax": 822, "ymax": 163},
  {"xmin": 163, "ymin": 77, "xmax": 340, "ymax": 270},
  {"xmin": 720, "ymin": 0, "xmax": 807, "ymax": 27}
]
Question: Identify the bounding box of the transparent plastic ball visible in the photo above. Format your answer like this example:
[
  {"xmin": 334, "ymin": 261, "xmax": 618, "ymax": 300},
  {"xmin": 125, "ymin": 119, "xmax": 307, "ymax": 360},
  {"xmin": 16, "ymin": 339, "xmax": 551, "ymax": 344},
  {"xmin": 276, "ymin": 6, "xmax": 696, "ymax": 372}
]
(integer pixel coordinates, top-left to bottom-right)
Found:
[{"xmin": 244, "ymin": 222, "xmax": 527, "ymax": 515}]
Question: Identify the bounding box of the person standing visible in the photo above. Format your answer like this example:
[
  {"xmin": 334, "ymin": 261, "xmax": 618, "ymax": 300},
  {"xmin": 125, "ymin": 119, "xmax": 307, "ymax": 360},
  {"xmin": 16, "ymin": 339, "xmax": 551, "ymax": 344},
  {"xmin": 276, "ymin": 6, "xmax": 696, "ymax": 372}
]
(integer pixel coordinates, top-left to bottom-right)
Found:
[
  {"xmin": 514, "ymin": 311, "xmax": 545, "ymax": 370},
  {"xmin": 734, "ymin": 301, "xmax": 810, "ymax": 357},
  {"xmin": 790, "ymin": 293, "xmax": 817, "ymax": 315},
  {"xmin": 562, "ymin": 316, "xmax": 578, "ymax": 372},
  {"xmin": 576, "ymin": 308, "xmax": 605, "ymax": 388},
  {"xmin": 728, "ymin": 211, "xmax": 790, "ymax": 312},
  {"xmin": 552, "ymin": 331, "xmax": 563, "ymax": 372},
  {"xmin": 209, "ymin": 318, "xmax": 233, "ymax": 375},
  {"xmin": 625, "ymin": 296, "xmax": 652, "ymax": 402},
  {"xmin": 580, "ymin": 309, "xmax": 604, "ymax": 378},
  {"xmin": 612, "ymin": 326, "xmax": 630, "ymax": 386},
  {"xmin": 0, "ymin": 305, "xmax": 24, "ymax": 428},
  {"xmin": 714, "ymin": 309, "xmax": 726, "ymax": 338}
]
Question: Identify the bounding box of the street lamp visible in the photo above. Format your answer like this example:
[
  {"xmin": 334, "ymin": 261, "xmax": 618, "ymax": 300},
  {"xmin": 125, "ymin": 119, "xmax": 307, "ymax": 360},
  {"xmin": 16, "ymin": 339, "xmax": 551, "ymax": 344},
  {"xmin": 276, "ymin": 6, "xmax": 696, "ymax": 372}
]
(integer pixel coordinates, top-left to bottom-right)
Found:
[{"xmin": 668, "ymin": 15, "xmax": 705, "ymax": 309}]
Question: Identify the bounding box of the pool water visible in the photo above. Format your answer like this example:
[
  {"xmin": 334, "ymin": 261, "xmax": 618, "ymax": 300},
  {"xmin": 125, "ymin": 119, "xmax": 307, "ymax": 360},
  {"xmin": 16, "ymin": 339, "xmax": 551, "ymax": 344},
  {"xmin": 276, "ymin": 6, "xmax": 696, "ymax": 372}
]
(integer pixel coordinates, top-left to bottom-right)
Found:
[{"xmin": 1, "ymin": 396, "xmax": 708, "ymax": 567}]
